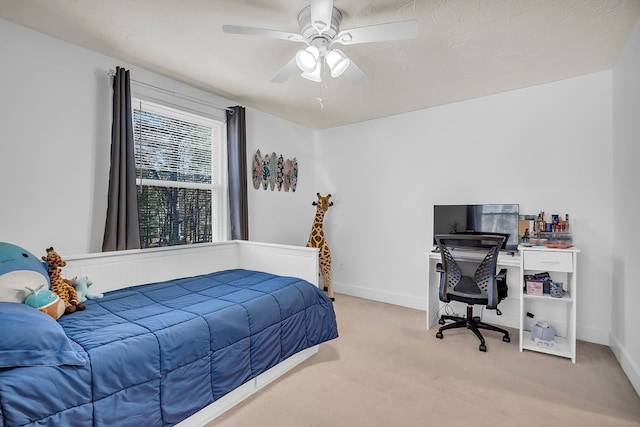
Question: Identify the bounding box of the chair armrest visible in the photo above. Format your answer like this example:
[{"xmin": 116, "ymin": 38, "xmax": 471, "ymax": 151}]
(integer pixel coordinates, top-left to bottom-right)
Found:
[
  {"xmin": 435, "ymin": 262, "xmax": 449, "ymax": 303},
  {"xmin": 487, "ymin": 268, "xmax": 509, "ymax": 311}
]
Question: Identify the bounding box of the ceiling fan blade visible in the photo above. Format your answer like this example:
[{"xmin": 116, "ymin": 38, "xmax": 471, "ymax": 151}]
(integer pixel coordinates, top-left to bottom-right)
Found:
[
  {"xmin": 333, "ymin": 20, "xmax": 419, "ymax": 45},
  {"xmin": 222, "ymin": 25, "xmax": 306, "ymax": 43},
  {"xmin": 271, "ymin": 57, "xmax": 300, "ymax": 83},
  {"xmin": 310, "ymin": 0, "xmax": 334, "ymax": 35},
  {"xmin": 343, "ymin": 59, "xmax": 368, "ymax": 85}
]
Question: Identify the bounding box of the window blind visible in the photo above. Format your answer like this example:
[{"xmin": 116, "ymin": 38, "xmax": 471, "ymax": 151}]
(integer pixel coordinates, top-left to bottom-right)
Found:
[
  {"xmin": 133, "ymin": 99, "xmax": 221, "ymax": 186},
  {"xmin": 131, "ymin": 97, "xmax": 227, "ymax": 246}
]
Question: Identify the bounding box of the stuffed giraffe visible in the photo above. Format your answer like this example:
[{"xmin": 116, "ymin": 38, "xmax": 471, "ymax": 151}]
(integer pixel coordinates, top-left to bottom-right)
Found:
[
  {"xmin": 307, "ymin": 193, "xmax": 334, "ymax": 300},
  {"xmin": 42, "ymin": 247, "xmax": 85, "ymax": 314}
]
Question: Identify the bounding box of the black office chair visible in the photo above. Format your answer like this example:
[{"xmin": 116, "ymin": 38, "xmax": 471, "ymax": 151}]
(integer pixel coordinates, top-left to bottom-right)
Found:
[{"xmin": 434, "ymin": 234, "xmax": 510, "ymax": 352}]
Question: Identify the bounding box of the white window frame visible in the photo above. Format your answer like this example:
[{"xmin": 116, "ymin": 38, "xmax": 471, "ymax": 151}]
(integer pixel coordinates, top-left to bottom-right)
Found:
[{"xmin": 131, "ymin": 93, "xmax": 228, "ymax": 246}]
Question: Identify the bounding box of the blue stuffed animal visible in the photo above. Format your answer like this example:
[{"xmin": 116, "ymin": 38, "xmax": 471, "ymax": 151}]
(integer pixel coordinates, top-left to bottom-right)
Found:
[
  {"xmin": 0, "ymin": 242, "xmax": 50, "ymax": 304},
  {"xmin": 24, "ymin": 284, "xmax": 66, "ymax": 319},
  {"xmin": 70, "ymin": 276, "xmax": 103, "ymax": 302},
  {"xmin": 0, "ymin": 242, "xmax": 66, "ymax": 319}
]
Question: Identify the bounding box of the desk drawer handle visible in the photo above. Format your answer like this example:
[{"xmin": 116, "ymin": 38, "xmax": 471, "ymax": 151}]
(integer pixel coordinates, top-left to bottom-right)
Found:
[{"xmin": 538, "ymin": 260, "xmax": 560, "ymax": 264}]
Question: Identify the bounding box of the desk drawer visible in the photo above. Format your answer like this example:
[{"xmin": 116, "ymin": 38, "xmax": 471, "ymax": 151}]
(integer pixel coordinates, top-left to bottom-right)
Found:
[{"xmin": 524, "ymin": 251, "xmax": 573, "ymax": 272}]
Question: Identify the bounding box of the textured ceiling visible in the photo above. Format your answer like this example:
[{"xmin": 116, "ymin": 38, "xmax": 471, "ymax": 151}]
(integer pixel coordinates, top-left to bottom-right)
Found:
[{"xmin": 1, "ymin": 0, "xmax": 639, "ymax": 130}]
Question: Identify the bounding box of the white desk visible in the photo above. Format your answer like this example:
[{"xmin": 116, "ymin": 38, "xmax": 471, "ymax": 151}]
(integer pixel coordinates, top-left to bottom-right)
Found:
[{"xmin": 426, "ymin": 246, "xmax": 579, "ymax": 362}]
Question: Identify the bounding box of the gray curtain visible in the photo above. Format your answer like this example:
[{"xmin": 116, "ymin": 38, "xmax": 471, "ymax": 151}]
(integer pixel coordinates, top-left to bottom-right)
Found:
[
  {"xmin": 226, "ymin": 106, "xmax": 249, "ymax": 240},
  {"xmin": 102, "ymin": 66, "xmax": 141, "ymax": 251}
]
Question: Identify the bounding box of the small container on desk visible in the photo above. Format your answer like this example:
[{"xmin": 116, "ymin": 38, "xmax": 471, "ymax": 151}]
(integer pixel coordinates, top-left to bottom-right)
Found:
[
  {"xmin": 540, "ymin": 232, "xmax": 573, "ymax": 248},
  {"xmin": 525, "ymin": 279, "xmax": 543, "ymax": 296}
]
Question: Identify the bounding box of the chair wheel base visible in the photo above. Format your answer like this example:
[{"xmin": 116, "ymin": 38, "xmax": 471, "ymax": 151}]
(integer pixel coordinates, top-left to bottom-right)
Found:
[
  {"xmin": 436, "ymin": 331, "xmax": 443, "ymax": 339},
  {"xmin": 479, "ymin": 344, "xmax": 487, "ymax": 352},
  {"xmin": 438, "ymin": 318, "xmax": 445, "ymax": 325},
  {"xmin": 503, "ymin": 335, "xmax": 510, "ymax": 343}
]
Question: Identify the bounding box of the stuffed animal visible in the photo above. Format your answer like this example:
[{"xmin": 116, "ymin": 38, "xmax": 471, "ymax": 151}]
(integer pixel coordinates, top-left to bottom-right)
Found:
[
  {"xmin": 24, "ymin": 284, "xmax": 65, "ymax": 320},
  {"xmin": 42, "ymin": 247, "xmax": 85, "ymax": 314},
  {"xmin": 0, "ymin": 242, "xmax": 50, "ymax": 304},
  {"xmin": 71, "ymin": 276, "xmax": 103, "ymax": 302}
]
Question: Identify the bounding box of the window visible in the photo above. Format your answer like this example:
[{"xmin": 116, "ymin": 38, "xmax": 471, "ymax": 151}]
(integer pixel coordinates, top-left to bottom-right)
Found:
[{"xmin": 132, "ymin": 98, "xmax": 227, "ymax": 248}]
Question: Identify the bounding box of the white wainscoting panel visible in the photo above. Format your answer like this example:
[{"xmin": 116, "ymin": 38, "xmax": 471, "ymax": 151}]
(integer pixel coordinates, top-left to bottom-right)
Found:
[
  {"xmin": 64, "ymin": 242, "xmax": 237, "ymax": 293},
  {"xmin": 236, "ymin": 241, "xmax": 319, "ymax": 287}
]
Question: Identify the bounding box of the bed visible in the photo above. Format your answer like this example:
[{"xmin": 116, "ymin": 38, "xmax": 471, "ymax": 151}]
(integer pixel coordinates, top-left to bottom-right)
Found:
[{"xmin": 0, "ymin": 241, "xmax": 338, "ymax": 426}]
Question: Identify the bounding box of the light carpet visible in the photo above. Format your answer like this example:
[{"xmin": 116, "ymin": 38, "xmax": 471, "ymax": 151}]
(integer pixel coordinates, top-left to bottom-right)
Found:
[{"xmin": 211, "ymin": 294, "xmax": 640, "ymax": 427}]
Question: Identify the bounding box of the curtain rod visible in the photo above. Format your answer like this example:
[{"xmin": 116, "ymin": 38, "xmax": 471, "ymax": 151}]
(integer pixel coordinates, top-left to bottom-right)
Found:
[{"xmin": 107, "ymin": 69, "xmax": 235, "ymax": 112}]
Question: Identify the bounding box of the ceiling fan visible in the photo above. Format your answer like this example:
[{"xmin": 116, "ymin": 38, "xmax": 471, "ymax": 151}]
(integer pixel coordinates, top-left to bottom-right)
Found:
[{"xmin": 222, "ymin": 0, "xmax": 418, "ymax": 84}]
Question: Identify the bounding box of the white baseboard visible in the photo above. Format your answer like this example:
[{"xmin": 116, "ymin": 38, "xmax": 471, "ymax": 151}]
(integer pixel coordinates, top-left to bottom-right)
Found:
[
  {"xmin": 609, "ymin": 333, "xmax": 640, "ymax": 397},
  {"xmin": 332, "ymin": 281, "xmax": 426, "ymax": 311},
  {"xmin": 577, "ymin": 324, "xmax": 610, "ymax": 346}
]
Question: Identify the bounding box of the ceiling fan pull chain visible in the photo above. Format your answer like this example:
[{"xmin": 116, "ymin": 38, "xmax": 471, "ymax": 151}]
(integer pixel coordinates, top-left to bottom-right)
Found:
[
  {"xmin": 317, "ymin": 82, "xmax": 324, "ymax": 109},
  {"xmin": 316, "ymin": 65, "xmax": 328, "ymax": 109}
]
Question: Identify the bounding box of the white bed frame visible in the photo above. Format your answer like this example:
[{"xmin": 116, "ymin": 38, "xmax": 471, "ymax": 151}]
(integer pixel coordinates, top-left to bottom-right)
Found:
[{"xmin": 63, "ymin": 240, "xmax": 320, "ymax": 426}]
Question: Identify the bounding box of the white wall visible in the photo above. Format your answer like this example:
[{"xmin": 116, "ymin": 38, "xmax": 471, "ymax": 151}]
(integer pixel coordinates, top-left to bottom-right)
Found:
[
  {"xmin": 246, "ymin": 112, "xmax": 316, "ymax": 246},
  {"xmin": 0, "ymin": 18, "xmax": 314, "ymax": 257},
  {"xmin": 0, "ymin": 18, "xmax": 111, "ymax": 256},
  {"xmin": 316, "ymin": 71, "xmax": 614, "ymax": 346},
  {"xmin": 612, "ymin": 19, "xmax": 640, "ymax": 395}
]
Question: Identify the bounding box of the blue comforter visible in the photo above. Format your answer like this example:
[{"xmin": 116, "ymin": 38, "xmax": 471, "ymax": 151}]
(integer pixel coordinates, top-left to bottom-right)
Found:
[{"xmin": 0, "ymin": 269, "xmax": 338, "ymax": 426}]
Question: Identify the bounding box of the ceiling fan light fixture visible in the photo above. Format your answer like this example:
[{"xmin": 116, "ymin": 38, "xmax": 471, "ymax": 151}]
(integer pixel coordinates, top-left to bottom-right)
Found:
[
  {"xmin": 326, "ymin": 49, "xmax": 350, "ymax": 77},
  {"xmin": 295, "ymin": 45, "xmax": 320, "ymax": 73},
  {"xmin": 301, "ymin": 62, "xmax": 322, "ymax": 82}
]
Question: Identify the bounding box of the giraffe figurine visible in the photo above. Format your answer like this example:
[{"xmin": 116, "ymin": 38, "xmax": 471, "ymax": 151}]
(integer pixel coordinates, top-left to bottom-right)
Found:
[
  {"xmin": 42, "ymin": 247, "xmax": 85, "ymax": 314},
  {"xmin": 307, "ymin": 193, "xmax": 335, "ymax": 300}
]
